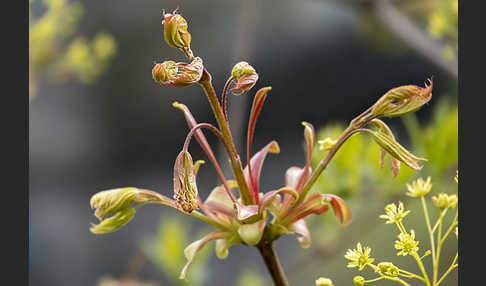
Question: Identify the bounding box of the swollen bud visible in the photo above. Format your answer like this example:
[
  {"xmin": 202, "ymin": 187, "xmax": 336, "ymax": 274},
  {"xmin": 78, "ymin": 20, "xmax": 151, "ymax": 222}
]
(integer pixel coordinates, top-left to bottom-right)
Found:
[
  {"xmin": 90, "ymin": 187, "xmax": 140, "ymax": 220},
  {"xmin": 230, "ymin": 61, "xmax": 258, "ymax": 96},
  {"xmin": 231, "ymin": 61, "xmax": 256, "ymax": 80},
  {"xmin": 152, "ymin": 60, "xmax": 178, "ymax": 83},
  {"xmin": 173, "ymin": 151, "xmax": 199, "ymax": 213},
  {"xmin": 371, "ymin": 79, "xmax": 433, "ymax": 118},
  {"xmin": 315, "ymin": 277, "xmax": 334, "ymax": 286},
  {"xmin": 162, "ymin": 10, "xmax": 192, "ymax": 52},
  {"xmin": 353, "ymin": 276, "xmax": 365, "ymax": 286}
]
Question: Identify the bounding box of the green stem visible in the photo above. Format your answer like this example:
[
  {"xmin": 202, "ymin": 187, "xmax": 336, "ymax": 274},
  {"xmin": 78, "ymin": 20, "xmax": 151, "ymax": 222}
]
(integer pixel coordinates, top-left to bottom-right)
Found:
[
  {"xmin": 421, "ymin": 196, "xmax": 437, "ymax": 271},
  {"xmin": 433, "ymin": 210, "xmax": 445, "ymax": 284},
  {"xmin": 292, "ymin": 126, "xmax": 357, "ymax": 207},
  {"xmin": 439, "ymin": 211, "xmax": 458, "ymax": 245},
  {"xmin": 198, "ymin": 71, "xmax": 253, "ymax": 205},
  {"xmin": 412, "ymin": 253, "xmax": 431, "ymax": 286},
  {"xmin": 436, "ymin": 252, "xmax": 458, "ymax": 285}
]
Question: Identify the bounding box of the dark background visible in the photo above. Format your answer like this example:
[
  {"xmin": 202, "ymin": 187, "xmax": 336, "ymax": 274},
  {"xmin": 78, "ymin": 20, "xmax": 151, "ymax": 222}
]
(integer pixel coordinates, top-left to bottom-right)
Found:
[{"xmin": 29, "ymin": 0, "xmax": 457, "ymax": 285}]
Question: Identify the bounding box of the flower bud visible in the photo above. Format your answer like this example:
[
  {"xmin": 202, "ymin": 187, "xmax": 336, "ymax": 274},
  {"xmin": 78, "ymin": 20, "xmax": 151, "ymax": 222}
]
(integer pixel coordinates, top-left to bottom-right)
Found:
[
  {"xmin": 315, "ymin": 277, "xmax": 334, "ymax": 286},
  {"xmin": 162, "ymin": 10, "xmax": 191, "ymax": 50},
  {"xmin": 173, "ymin": 151, "xmax": 199, "ymax": 213},
  {"xmin": 90, "ymin": 208, "xmax": 136, "ymax": 234},
  {"xmin": 230, "ymin": 61, "xmax": 258, "ymax": 96},
  {"xmin": 353, "ymin": 276, "xmax": 365, "ymax": 286},
  {"xmin": 90, "ymin": 187, "xmax": 140, "ymax": 220},
  {"xmin": 152, "ymin": 57, "xmax": 204, "ymax": 87},
  {"xmin": 371, "ymin": 79, "xmax": 433, "ymax": 118},
  {"xmin": 377, "ymin": 262, "xmax": 399, "ymax": 277},
  {"xmin": 432, "ymin": 193, "xmax": 458, "ymax": 210}
]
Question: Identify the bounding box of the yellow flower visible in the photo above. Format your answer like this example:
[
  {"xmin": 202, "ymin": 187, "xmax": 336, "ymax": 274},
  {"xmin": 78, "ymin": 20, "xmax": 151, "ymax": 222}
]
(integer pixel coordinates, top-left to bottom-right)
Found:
[
  {"xmin": 395, "ymin": 230, "xmax": 419, "ymax": 256},
  {"xmin": 432, "ymin": 193, "xmax": 458, "ymax": 210},
  {"xmin": 318, "ymin": 138, "xmax": 337, "ymax": 151},
  {"xmin": 406, "ymin": 177, "xmax": 432, "ymax": 197},
  {"xmin": 379, "ymin": 202, "xmax": 410, "ymax": 224},
  {"xmin": 345, "ymin": 243, "xmax": 375, "ymax": 270}
]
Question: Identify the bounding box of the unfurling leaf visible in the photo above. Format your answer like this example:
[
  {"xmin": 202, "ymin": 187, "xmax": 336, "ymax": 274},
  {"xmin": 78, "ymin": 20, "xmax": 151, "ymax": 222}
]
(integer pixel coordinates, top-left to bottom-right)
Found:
[
  {"xmin": 90, "ymin": 187, "xmax": 140, "ymax": 220},
  {"xmin": 90, "ymin": 208, "xmax": 136, "ymax": 234},
  {"xmin": 230, "ymin": 62, "xmax": 259, "ymax": 96},
  {"xmin": 152, "ymin": 57, "xmax": 203, "ymax": 87},
  {"xmin": 365, "ymin": 119, "xmax": 426, "ymax": 172},
  {"xmin": 369, "ymin": 119, "xmax": 402, "ymax": 177},
  {"xmin": 173, "ymin": 151, "xmax": 199, "ymax": 213}
]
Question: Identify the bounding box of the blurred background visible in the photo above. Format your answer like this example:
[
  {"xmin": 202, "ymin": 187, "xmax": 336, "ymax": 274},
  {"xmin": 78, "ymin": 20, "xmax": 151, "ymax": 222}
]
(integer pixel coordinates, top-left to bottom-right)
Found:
[{"xmin": 29, "ymin": 0, "xmax": 457, "ymax": 285}]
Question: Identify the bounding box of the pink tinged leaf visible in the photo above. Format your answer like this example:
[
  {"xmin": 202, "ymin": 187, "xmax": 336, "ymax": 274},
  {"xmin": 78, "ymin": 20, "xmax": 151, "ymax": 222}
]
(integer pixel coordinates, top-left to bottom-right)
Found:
[
  {"xmin": 283, "ymin": 193, "xmax": 329, "ymax": 225},
  {"xmin": 302, "ymin": 122, "xmax": 316, "ymax": 168},
  {"xmin": 236, "ymin": 204, "xmax": 260, "ymax": 221},
  {"xmin": 289, "ymin": 219, "xmax": 312, "ymax": 248},
  {"xmin": 246, "ymin": 87, "xmax": 272, "ymax": 198},
  {"xmin": 380, "ymin": 149, "xmax": 386, "ymax": 169},
  {"xmin": 180, "ymin": 231, "xmax": 228, "ymax": 280},
  {"xmin": 237, "ymin": 218, "xmax": 267, "ymax": 246},
  {"xmin": 285, "ymin": 167, "xmax": 305, "ymax": 190},
  {"xmin": 230, "ymin": 73, "xmax": 259, "ymax": 96},
  {"xmin": 282, "ymin": 166, "xmax": 311, "ymax": 209},
  {"xmin": 243, "ymin": 140, "xmax": 280, "ymax": 203},
  {"xmin": 259, "ymin": 187, "xmax": 299, "ymax": 214},
  {"xmin": 295, "ymin": 122, "xmax": 316, "ymax": 191},
  {"xmin": 172, "ymin": 102, "xmax": 217, "ymax": 163},
  {"xmin": 322, "ymin": 194, "xmax": 352, "ymax": 226},
  {"xmin": 204, "ymin": 182, "xmax": 238, "ymax": 218},
  {"xmin": 391, "ymin": 158, "xmax": 401, "ymax": 178}
]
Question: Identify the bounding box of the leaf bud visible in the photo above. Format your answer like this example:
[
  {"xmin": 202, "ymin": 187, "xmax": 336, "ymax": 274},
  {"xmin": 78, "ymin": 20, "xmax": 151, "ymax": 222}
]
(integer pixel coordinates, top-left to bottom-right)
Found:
[
  {"xmin": 162, "ymin": 10, "xmax": 192, "ymax": 51},
  {"xmin": 230, "ymin": 61, "xmax": 258, "ymax": 96},
  {"xmin": 371, "ymin": 79, "xmax": 433, "ymax": 117},
  {"xmin": 90, "ymin": 187, "xmax": 140, "ymax": 220}
]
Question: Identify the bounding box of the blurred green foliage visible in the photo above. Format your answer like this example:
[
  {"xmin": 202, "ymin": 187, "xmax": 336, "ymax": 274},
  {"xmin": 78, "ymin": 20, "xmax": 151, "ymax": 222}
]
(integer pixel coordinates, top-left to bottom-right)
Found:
[
  {"xmin": 235, "ymin": 268, "xmax": 267, "ymax": 286},
  {"xmin": 398, "ymin": 0, "xmax": 458, "ymax": 60},
  {"xmin": 29, "ymin": 0, "xmax": 117, "ymax": 100},
  {"xmin": 141, "ymin": 215, "xmax": 211, "ymax": 286}
]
